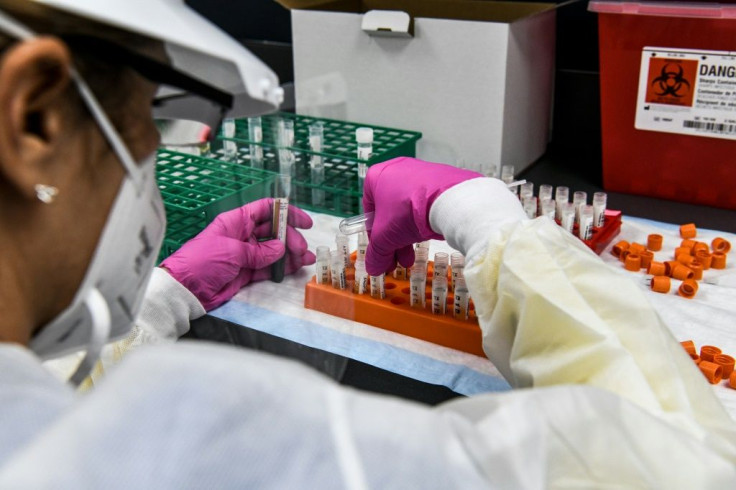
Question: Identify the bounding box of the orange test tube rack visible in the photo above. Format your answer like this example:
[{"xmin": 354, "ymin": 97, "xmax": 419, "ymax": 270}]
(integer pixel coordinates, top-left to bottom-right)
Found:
[{"xmin": 304, "ymin": 259, "xmax": 485, "ymax": 357}]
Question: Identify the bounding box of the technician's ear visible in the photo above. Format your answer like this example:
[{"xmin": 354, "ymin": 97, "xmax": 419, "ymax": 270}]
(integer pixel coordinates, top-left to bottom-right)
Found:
[{"xmin": 0, "ymin": 36, "xmax": 72, "ymax": 200}]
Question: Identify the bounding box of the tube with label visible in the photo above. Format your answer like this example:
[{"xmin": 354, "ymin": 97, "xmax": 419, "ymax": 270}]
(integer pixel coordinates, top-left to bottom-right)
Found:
[{"xmin": 270, "ymin": 197, "xmax": 289, "ymax": 283}]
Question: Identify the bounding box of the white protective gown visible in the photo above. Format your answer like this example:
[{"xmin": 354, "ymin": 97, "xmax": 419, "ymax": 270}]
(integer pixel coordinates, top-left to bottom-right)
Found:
[{"xmin": 0, "ymin": 178, "xmax": 734, "ymax": 488}]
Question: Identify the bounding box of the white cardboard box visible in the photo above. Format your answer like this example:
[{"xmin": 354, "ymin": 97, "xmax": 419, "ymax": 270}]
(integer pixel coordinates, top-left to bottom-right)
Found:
[{"xmin": 289, "ymin": 1, "xmax": 556, "ymax": 174}]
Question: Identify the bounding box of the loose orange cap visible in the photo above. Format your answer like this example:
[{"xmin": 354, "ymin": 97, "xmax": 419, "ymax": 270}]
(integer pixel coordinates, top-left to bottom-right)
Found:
[
  {"xmin": 671, "ymin": 264, "xmax": 694, "ymax": 281},
  {"xmin": 711, "ymin": 252, "xmax": 727, "ymax": 269},
  {"xmin": 699, "ymin": 361, "xmax": 723, "ymax": 384},
  {"xmin": 639, "ymin": 250, "xmax": 654, "ymax": 269},
  {"xmin": 647, "ymin": 234, "xmax": 663, "ymax": 251},
  {"xmin": 664, "ymin": 260, "xmax": 680, "ymax": 276},
  {"xmin": 692, "ymin": 242, "xmax": 709, "ymax": 255},
  {"xmin": 730, "ymin": 371, "xmax": 736, "ymax": 390},
  {"xmin": 714, "ymin": 354, "xmax": 735, "ymax": 379},
  {"xmin": 674, "ymin": 247, "xmax": 692, "ymax": 259},
  {"xmin": 647, "ymin": 261, "xmax": 666, "ymax": 276},
  {"xmin": 677, "ymin": 279, "xmax": 698, "ymax": 299},
  {"xmin": 680, "ymin": 340, "xmax": 697, "ymax": 356},
  {"xmin": 695, "ymin": 250, "xmax": 712, "ymax": 269},
  {"xmin": 679, "ymin": 223, "xmax": 697, "ymax": 238},
  {"xmin": 650, "ymin": 276, "xmax": 671, "ymax": 294},
  {"xmin": 680, "ymin": 238, "xmax": 696, "ymax": 250},
  {"xmin": 611, "ymin": 240, "xmax": 629, "ymax": 258},
  {"xmin": 700, "ymin": 345, "xmax": 721, "ymax": 362},
  {"xmin": 712, "ymin": 237, "xmax": 731, "ymax": 254},
  {"xmin": 689, "ymin": 262, "xmax": 703, "ymax": 280},
  {"xmin": 676, "ymin": 253, "xmax": 695, "ymax": 267},
  {"xmin": 624, "ymin": 254, "xmax": 641, "ymax": 271},
  {"xmin": 629, "ymin": 243, "xmax": 646, "ymax": 255}
]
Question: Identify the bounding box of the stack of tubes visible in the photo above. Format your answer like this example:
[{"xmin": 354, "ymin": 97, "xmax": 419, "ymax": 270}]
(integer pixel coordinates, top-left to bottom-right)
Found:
[{"xmin": 315, "ymin": 234, "xmax": 473, "ymax": 320}]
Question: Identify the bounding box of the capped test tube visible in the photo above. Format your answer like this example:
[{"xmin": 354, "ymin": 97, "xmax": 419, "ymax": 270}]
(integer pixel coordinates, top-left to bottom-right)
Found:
[
  {"xmin": 433, "ymin": 252, "xmax": 449, "ymax": 279},
  {"xmin": 330, "ymin": 250, "xmax": 346, "ymax": 290},
  {"xmin": 501, "ymin": 165, "xmax": 517, "ymax": 196},
  {"xmin": 357, "ymin": 231, "xmax": 369, "ymax": 263},
  {"xmin": 315, "ymin": 246, "xmax": 331, "ymax": 285},
  {"xmin": 248, "ymin": 117, "xmax": 263, "ymax": 168},
  {"xmin": 560, "ymin": 202, "xmax": 576, "ymax": 234},
  {"xmin": 432, "ymin": 276, "xmax": 448, "ymax": 315},
  {"xmin": 410, "ymin": 267, "xmax": 426, "ymax": 309},
  {"xmin": 414, "ymin": 246, "xmax": 429, "ymax": 269},
  {"xmin": 538, "ymin": 184, "xmax": 553, "ymax": 214},
  {"xmin": 370, "ymin": 273, "xmax": 386, "ymax": 299},
  {"xmin": 222, "ymin": 118, "xmax": 237, "ymax": 161},
  {"xmin": 523, "ymin": 196, "xmax": 538, "ymax": 219},
  {"xmin": 354, "ymin": 261, "xmax": 369, "ymax": 294},
  {"xmin": 519, "ymin": 182, "xmax": 534, "ymax": 202},
  {"xmin": 540, "ymin": 199, "xmax": 556, "ymax": 220},
  {"xmin": 450, "ymin": 252, "xmax": 465, "ymax": 291},
  {"xmin": 593, "ymin": 192, "xmax": 607, "ymax": 228},
  {"xmin": 453, "ymin": 277, "xmax": 470, "ymax": 320},
  {"xmin": 578, "ymin": 204, "xmax": 594, "ymax": 240},
  {"xmin": 309, "ymin": 122, "xmax": 325, "ymax": 206},
  {"xmin": 335, "ymin": 234, "xmax": 350, "ymax": 268},
  {"xmin": 393, "ymin": 265, "xmax": 408, "ymax": 280},
  {"xmin": 356, "ymin": 127, "xmax": 374, "ymax": 160},
  {"xmin": 573, "ymin": 191, "xmax": 587, "ymax": 226},
  {"xmin": 555, "ymin": 186, "xmax": 569, "ymax": 221}
]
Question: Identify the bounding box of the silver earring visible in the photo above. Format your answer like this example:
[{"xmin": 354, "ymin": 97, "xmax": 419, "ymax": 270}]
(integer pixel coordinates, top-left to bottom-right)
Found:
[{"xmin": 35, "ymin": 184, "xmax": 59, "ymax": 204}]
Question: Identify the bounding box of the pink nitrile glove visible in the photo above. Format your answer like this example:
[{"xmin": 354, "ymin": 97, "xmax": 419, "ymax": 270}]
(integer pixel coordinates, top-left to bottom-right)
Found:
[
  {"xmin": 362, "ymin": 157, "xmax": 482, "ymax": 276},
  {"xmin": 161, "ymin": 198, "xmax": 316, "ymax": 311}
]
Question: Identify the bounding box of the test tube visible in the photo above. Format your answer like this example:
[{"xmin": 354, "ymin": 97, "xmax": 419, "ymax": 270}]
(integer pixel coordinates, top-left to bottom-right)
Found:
[
  {"xmin": 573, "ymin": 191, "xmax": 587, "ymax": 226},
  {"xmin": 450, "ymin": 252, "xmax": 465, "ymax": 291},
  {"xmin": 248, "ymin": 117, "xmax": 263, "ymax": 168},
  {"xmin": 370, "ymin": 273, "xmax": 386, "ymax": 299},
  {"xmin": 523, "ymin": 196, "xmax": 538, "ymax": 219},
  {"xmin": 335, "ymin": 234, "xmax": 350, "ymax": 268},
  {"xmin": 357, "ymin": 161, "xmax": 367, "ymax": 213},
  {"xmin": 538, "ymin": 184, "xmax": 553, "ymax": 214},
  {"xmin": 432, "ymin": 276, "xmax": 448, "ymax": 315},
  {"xmin": 276, "ymin": 118, "xmax": 295, "ymax": 175},
  {"xmin": 593, "ymin": 192, "xmax": 607, "ymax": 228},
  {"xmin": 578, "ymin": 204, "xmax": 594, "ymax": 240},
  {"xmin": 222, "ymin": 118, "xmax": 237, "ymax": 161},
  {"xmin": 501, "ymin": 165, "xmax": 517, "ymax": 196},
  {"xmin": 560, "ymin": 202, "xmax": 576, "ymax": 234},
  {"xmin": 330, "ymin": 250, "xmax": 346, "ymax": 290},
  {"xmin": 434, "ymin": 252, "xmax": 449, "ymax": 279},
  {"xmin": 309, "ymin": 122, "xmax": 325, "ymax": 206},
  {"xmin": 453, "ymin": 277, "xmax": 470, "ymax": 321},
  {"xmin": 410, "ymin": 267, "xmax": 426, "ymax": 309},
  {"xmin": 356, "ymin": 127, "xmax": 374, "ymax": 161},
  {"xmin": 339, "ymin": 212, "xmax": 374, "ymax": 235},
  {"xmin": 357, "ymin": 231, "xmax": 369, "ymax": 263},
  {"xmin": 270, "ymin": 197, "xmax": 289, "ymax": 283},
  {"xmin": 354, "ymin": 261, "xmax": 369, "ymax": 294},
  {"xmin": 519, "ymin": 182, "xmax": 534, "ymax": 202},
  {"xmin": 315, "ymin": 246, "xmax": 331, "ymax": 285},
  {"xmin": 555, "ymin": 186, "xmax": 569, "ymax": 221},
  {"xmin": 484, "ymin": 163, "xmax": 499, "ymax": 179},
  {"xmin": 414, "ymin": 247, "xmax": 429, "ymax": 269},
  {"xmin": 393, "ymin": 265, "xmax": 408, "ymax": 280},
  {"xmin": 416, "ymin": 241, "xmax": 430, "ymax": 250},
  {"xmin": 540, "ymin": 199, "xmax": 556, "ymax": 220}
]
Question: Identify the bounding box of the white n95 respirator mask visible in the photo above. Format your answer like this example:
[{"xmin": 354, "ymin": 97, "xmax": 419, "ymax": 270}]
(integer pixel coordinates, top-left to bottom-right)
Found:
[{"xmin": 0, "ymin": 11, "xmax": 167, "ymax": 384}]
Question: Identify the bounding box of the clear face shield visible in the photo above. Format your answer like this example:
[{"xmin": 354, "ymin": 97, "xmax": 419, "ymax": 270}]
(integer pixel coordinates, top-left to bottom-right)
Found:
[{"xmin": 0, "ymin": 3, "xmax": 279, "ymax": 384}]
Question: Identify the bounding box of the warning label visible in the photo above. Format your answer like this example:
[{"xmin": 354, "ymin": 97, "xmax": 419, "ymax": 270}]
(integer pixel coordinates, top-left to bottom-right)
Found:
[{"xmin": 635, "ymin": 47, "xmax": 736, "ymax": 141}]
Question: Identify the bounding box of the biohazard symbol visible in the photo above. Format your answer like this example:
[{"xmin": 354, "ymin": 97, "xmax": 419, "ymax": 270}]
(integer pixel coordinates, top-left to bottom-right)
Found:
[
  {"xmin": 644, "ymin": 57, "xmax": 697, "ymax": 107},
  {"xmin": 651, "ymin": 63, "xmax": 690, "ymax": 98}
]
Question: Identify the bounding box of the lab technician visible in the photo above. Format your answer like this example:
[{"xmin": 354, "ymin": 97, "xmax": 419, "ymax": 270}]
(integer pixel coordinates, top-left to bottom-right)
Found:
[{"xmin": 0, "ymin": 1, "xmax": 734, "ymax": 488}]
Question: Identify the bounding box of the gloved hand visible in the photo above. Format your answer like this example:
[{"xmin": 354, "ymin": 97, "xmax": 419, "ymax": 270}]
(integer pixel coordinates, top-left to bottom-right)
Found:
[
  {"xmin": 161, "ymin": 198, "xmax": 316, "ymax": 311},
  {"xmin": 362, "ymin": 157, "xmax": 482, "ymax": 276}
]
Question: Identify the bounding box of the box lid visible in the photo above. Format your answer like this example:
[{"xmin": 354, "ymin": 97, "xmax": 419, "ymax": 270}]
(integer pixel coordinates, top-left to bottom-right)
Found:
[
  {"xmin": 278, "ymin": 0, "xmax": 555, "ymax": 24},
  {"xmin": 589, "ymin": 1, "xmax": 736, "ymax": 19}
]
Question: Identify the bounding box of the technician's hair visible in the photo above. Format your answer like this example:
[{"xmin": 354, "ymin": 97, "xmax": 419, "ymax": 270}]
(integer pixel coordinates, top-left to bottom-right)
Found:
[{"xmin": 0, "ymin": 0, "xmax": 164, "ymax": 129}]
